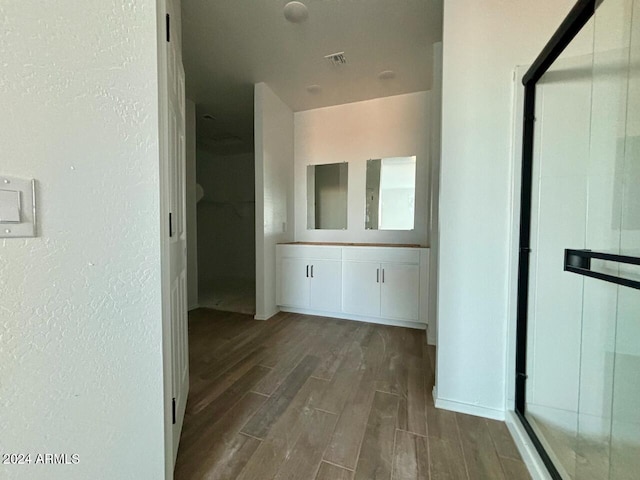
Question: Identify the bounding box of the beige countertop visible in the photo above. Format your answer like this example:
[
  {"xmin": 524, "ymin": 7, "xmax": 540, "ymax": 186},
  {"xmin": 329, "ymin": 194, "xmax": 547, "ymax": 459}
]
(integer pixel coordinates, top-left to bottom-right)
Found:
[{"xmin": 278, "ymin": 241, "xmax": 427, "ymax": 248}]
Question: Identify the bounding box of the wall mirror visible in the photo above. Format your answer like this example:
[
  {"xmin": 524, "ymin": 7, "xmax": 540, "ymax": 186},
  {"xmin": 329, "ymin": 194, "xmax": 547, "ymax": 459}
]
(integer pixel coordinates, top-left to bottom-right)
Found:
[
  {"xmin": 365, "ymin": 156, "xmax": 416, "ymax": 230},
  {"xmin": 307, "ymin": 163, "xmax": 348, "ymax": 230}
]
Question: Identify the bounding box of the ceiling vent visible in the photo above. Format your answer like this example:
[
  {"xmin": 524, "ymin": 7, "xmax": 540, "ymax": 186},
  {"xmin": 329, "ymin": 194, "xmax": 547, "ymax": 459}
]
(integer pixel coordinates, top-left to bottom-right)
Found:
[{"xmin": 324, "ymin": 52, "xmax": 346, "ymax": 66}]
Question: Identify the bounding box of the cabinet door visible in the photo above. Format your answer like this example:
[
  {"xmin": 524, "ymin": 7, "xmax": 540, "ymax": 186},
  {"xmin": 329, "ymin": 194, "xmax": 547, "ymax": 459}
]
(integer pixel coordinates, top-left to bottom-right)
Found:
[
  {"xmin": 342, "ymin": 261, "xmax": 381, "ymax": 317},
  {"xmin": 381, "ymin": 263, "xmax": 419, "ymax": 321},
  {"xmin": 309, "ymin": 260, "xmax": 342, "ymax": 312},
  {"xmin": 279, "ymin": 257, "xmax": 310, "ymax": 308}
]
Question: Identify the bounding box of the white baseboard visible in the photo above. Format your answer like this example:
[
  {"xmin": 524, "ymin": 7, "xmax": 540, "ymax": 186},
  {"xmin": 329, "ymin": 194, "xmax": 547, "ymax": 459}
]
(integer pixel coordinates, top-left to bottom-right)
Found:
[
  {"xmin": 433, "ymin": 389, "xmax": 505, "ymax": 421},
  {"xmin": 279, "ymin": 307, "xmax": 427, "ymax": 331},
  {"xmin": 505, "ymin": 411, "xmax": 553, "ymax": 480},
  {"xmin": 427, "ymin": 323, "xmax": 437, "ymax": 345},
  {"xmin": 254, "ymin": 308, "xmax": 279, "ymax": 321}
]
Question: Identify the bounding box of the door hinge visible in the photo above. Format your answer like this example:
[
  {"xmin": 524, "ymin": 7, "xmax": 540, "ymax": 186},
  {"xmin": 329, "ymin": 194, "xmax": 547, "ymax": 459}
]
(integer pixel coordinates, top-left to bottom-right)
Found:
[
  {"xmin": 166, "ymin": 14, "xmax": 171, "ymax": 42},
  {"xmin": 169, "ymin": 212, "xmax": 173, "ymax": 237},
  {"xmin": 172, "ymin": 397, "xmax": 176, "ymax": 424}
]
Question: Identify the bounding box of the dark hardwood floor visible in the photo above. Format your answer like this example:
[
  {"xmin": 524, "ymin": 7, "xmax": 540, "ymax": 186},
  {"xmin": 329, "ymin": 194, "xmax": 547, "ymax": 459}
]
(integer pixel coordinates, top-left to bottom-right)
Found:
[{"xmin": 175, "ymin": 309, "xmax": 530, "ymax": 480}]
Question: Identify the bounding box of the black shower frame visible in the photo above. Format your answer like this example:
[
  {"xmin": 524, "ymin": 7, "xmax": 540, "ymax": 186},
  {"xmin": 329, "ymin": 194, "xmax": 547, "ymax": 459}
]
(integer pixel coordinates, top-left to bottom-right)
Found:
[{"xmin": 514, "ymin": 1, "xmax": 597, "ymax": 479}]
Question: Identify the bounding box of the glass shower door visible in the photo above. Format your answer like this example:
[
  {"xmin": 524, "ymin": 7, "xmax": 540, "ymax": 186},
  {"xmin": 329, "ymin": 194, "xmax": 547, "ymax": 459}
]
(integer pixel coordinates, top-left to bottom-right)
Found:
[
  {"xmin": 521, "ymin": 0, "xmax": 640, "ymax": 478},
  {"xmin": 574, "ymin": 1, "xmax": 633, "ymax": 478},
  {"xmin": 605, "ymin": 0, "xmax": 640, "ymax": 477},
  {"xmin": 523, "ymin": 35, "xmax": 594, "ymax": 478}
]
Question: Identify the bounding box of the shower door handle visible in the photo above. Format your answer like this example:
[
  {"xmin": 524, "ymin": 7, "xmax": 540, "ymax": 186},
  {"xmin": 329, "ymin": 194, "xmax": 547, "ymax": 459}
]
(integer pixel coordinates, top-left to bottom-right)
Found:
[{"xmin": 564, "ymin": 249, "xmax": 640, "ymax": 290}]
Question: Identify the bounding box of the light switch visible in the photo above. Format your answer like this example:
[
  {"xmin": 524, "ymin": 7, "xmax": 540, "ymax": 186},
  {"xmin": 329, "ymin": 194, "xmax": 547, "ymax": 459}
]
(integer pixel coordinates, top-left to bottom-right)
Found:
[
  {"xmin": 0, "ymin": 189, "xmax": 20, "ymax": 223},
  {"xmin": 0, "ymin": 175, "xmax": 36, "ymax": 238}
]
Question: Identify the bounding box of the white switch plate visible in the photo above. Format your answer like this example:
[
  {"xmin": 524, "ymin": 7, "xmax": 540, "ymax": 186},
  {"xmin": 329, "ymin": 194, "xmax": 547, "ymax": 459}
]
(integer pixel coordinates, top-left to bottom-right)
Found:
[
  {"xmin": 0, "ymin": 175, "xmax": 36, "ymax": 238},
  {"xmin": 0, "ymin": 189, "xmax": 21, "ymax": 223}
]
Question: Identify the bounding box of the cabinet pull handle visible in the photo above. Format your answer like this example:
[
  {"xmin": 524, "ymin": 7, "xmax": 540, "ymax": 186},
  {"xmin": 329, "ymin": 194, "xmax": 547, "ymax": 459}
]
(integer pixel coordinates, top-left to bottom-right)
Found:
[
  {"xmin": 377, "ymin": 268, "xmax": 379, "ymax": 283},
  {"xmin": 382, "ymin": 268, "xmax": 385, "ymax": 283},
  {"xmin": 306, "ymin": 265, "xmax": 309, "ymax": 278},
  {"xmin": 311, "ymin": 265, "xmax": 314, "ymax": 278}
]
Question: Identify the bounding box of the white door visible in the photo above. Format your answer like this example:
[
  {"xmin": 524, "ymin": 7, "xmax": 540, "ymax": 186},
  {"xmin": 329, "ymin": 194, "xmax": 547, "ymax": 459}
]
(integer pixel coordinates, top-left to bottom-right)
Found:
[
  {"xmin": 309, "ymin": 260, "xmax": 342, "ymax": 312},
  {"xmin": 165, "ymin": 0, "xmax": 189, "ymax": 463},
  {"xmin": 380, "ymin": 263, "xmax": 420, "ymax": 321},
  {"xmin": 343, "ymin": 261, "xmax": 381, "ymax": 317},
  {"xmin": 280, "ymin": 257, "xmax": 310, "ymax": 308}
]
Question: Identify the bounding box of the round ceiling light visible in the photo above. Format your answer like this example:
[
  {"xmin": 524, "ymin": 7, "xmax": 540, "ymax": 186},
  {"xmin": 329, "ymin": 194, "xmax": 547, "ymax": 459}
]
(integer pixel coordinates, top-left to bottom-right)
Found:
[
  {"xmin": 284, "ymin": 2, "xmax": 309, "ymax": 23},
  {"xmin": 378, "ymin": 70, "xmax": 396, "ymax": 80},
  {"xmin": 306, "ymin": 84, "xmax": 322, "ymax": 94}
]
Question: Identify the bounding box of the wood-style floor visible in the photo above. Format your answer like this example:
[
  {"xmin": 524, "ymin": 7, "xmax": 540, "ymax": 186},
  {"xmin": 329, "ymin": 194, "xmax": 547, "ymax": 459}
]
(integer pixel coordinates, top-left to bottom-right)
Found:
[{"xmin": 175, "ymin": 309, "xmax": 530, "ymax": 480}]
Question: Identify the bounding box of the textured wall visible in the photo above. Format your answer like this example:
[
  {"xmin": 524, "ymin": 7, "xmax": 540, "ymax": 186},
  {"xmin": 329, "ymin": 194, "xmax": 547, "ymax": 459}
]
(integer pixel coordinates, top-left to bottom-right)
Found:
[
  {"xmin": 0, "ymin": 1, "xmax": 165, "ymax": 479},
  {"xmin": 294, "ymin": 92, "xmax": 431, "ymax": 245}
]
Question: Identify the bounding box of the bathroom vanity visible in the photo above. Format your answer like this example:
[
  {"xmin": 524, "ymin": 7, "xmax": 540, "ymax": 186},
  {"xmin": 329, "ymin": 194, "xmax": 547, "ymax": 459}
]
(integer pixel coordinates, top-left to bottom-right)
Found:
[{"xmin": 276, "ymin": 242, "xmax": 429, "ymax": 330}]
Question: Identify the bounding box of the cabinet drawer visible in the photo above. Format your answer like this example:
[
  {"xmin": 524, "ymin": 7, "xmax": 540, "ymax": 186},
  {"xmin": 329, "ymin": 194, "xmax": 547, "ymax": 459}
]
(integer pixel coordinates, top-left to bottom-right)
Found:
[
  {"xmin": 277, "ymin": 244, "xmax": 342, "ymax": 260},
  {"xmin": 342, "ymin": 247, "xmax": 420, "ymax": 264}
]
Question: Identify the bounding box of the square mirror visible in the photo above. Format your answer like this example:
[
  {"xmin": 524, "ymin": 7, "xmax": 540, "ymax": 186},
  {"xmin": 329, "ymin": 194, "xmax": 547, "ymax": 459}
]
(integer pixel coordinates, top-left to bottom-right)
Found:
[
  {"xmin": 365, "ymin": 156, "xmax": 416, "ymax": 230},
  {"xmin": 307, "ymin": 163, "xmax": 348, "ymax": 230}
]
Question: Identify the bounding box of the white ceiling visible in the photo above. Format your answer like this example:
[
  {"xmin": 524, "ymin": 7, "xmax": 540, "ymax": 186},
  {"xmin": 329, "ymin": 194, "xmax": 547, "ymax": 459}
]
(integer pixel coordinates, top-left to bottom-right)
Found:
[{"xmin": 182, "ymin": 0, "xmax": 443, "ymax": 154}]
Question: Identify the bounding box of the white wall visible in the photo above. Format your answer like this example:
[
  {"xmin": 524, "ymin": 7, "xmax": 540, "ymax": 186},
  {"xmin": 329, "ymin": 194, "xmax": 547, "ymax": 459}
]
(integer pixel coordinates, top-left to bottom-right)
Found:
[
  {"xmin": 294, "ymin": 92, "xmax": 431, "ymax": 246},
  {"xmin": 186, "ymin": 99, "xmax": 199, "ymax": 310},
  {"xmin": 0, "ymin": 1, "xmax": 165, "ymax": 479},
  {"xmin": 255, "ymin": 83, "xmax": 294, "ymax": 320},
  {"xmin": 437, "ymin": 0, "xmax": 580, "ymax": 419},
  {"xmin": 428, "ymin": 42, "xmax": 443, "ymax": 346},
  {"xmin": 197, "ymin": 149, "xmax": 256, "ymax": 286}
]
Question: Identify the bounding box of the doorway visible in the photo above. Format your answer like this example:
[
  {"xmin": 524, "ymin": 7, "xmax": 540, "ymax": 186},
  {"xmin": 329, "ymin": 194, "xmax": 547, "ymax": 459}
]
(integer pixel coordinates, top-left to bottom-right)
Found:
[{"xmin": 195, "ymin": 138, "xmax": 257, "ymax": 316}]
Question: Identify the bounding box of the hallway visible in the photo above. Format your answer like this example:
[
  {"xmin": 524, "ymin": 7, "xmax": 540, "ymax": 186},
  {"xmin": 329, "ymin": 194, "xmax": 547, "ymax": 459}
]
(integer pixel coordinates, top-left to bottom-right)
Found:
[{"xmin": 175, "ymin": 310, "xmax": 529, "ymax": 479}]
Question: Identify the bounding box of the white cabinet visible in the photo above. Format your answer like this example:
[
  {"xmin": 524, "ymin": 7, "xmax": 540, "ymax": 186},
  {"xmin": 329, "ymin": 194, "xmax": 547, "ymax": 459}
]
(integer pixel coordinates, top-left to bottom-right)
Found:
[
  {"xmin": 277, "ymin": 244, "xmax": 429, "ymax": 329},
  {"xmin": 309, "ymin": 260, "xmax": 342, "ymax": 312},
  {"xmin": 380, "ymin": 263, "xmax": 420, "ymax": 321},
  {"xmin": 280, "ymin": 257, "xmax": 310, "ymax": 308},
  {"xmin": 343, "ymin": 261, "xmax": 381, "ymax": 316},
  {"xmin": 343, "ymin": 261, "xmax": 420, "ymax": 321},
  {"xmin": 277, "ymin": 246, "xmax": 342, "ymax": 311}
]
